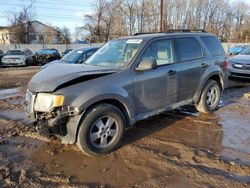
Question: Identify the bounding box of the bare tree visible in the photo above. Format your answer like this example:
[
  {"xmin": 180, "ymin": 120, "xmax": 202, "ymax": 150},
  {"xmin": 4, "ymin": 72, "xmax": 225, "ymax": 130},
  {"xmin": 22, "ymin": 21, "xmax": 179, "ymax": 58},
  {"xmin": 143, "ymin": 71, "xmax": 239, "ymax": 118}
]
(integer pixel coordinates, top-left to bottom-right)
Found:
[
  {"xmin": 83, "ymin": 0, "xmax": 250, "ymax": 43},
  {"xmin": 60, "ymin": 26, "xmax": 71, "ymax": 44},
  {"xmin": 8, "ymin": 0, "xmax": 36, "ymax": 44},
  {"xmin": 83, "ymin": 0, "xmax": 109, "ymax": 42}
]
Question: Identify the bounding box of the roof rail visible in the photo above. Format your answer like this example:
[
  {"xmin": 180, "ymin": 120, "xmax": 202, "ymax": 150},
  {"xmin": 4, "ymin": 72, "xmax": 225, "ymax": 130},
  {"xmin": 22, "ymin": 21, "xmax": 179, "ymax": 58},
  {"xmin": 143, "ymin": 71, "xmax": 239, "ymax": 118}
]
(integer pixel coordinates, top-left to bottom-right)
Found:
[
  {"xmin": 133, "ymin": 32, "xmax": 163, "ymax": 36},
  {"xmin": 133, "ymin": 29, "xmax": 207, "ymax": 36},
  {"xmin": 166, "ymin": 29, "xmax": 207, "ymax": 33}
]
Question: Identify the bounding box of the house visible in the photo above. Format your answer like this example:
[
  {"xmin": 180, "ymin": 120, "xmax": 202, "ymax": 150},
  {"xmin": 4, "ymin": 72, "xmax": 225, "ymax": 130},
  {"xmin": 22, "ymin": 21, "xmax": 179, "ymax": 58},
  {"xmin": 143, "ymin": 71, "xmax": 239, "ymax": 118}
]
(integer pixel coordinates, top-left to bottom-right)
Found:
[
  {"xmin": 0, "ymin": 27, "xmax": 9, "ymax": 44},
  {"xmin": 0, "ymin": 21, "xmax": 63, "ymax": 44}
]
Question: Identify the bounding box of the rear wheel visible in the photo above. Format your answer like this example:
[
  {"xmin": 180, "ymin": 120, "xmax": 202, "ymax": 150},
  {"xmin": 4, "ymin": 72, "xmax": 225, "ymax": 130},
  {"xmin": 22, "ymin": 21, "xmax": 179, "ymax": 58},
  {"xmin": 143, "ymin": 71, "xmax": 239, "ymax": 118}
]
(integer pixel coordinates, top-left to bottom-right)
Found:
[
  {"xmin": 196, "ymin": 80, "xmax": 221, "ymax": 113},
  {"xmin": 77, "ymin": 104, "xmax": 126, "ymax": 156}
]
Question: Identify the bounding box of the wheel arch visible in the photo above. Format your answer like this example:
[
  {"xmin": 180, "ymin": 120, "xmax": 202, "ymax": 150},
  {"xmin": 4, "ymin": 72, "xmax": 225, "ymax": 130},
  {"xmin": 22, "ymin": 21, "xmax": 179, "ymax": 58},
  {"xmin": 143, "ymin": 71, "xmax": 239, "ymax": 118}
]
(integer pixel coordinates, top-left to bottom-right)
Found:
[
  {"xmin": 194, "ymin": 72, "xmax": 223, "ymax": 104},
  {"xmin": 67, "ymin": 98, "xmax": 133, "ymax": 145},
  {"xmin": 83, "ymin": 98, "xmax": 132, "ymax": 126}
]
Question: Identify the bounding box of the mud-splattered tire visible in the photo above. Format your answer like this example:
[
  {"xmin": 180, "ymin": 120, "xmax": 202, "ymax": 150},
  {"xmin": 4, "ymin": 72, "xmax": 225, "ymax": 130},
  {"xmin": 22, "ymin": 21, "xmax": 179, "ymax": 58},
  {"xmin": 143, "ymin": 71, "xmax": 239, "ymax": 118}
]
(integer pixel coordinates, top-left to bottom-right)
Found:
[
  {"xmin": 196, "ymin": 80, "xmax": 221, "ymax": 114},
  {"xmin": 77, "ymin": 104, "xmax": 126, "ymax": 156}
]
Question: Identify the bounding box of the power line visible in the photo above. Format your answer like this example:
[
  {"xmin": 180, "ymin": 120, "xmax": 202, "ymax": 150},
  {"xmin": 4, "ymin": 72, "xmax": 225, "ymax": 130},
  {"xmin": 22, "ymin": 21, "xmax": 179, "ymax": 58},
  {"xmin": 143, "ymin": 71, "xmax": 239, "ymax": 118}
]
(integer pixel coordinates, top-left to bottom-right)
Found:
[
  {"xmin": 0, "ymin": 14, "xmax": 85, "ymax": 21},
  {"xmin": 18, "ymin": 0, "xmax": 91, "ymax": 8},
  {"xmin": 1, "ymin": 2, "xmax": 88, "ymax": 12}
]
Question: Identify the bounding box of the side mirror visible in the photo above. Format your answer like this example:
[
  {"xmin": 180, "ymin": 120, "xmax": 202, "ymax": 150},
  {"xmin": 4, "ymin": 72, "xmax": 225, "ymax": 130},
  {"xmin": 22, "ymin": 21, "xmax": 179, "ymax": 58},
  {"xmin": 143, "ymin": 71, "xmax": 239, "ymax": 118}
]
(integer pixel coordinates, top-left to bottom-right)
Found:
[{"xmin": 136, "ymin": 58, "xmax": 157, "ymax": 71}]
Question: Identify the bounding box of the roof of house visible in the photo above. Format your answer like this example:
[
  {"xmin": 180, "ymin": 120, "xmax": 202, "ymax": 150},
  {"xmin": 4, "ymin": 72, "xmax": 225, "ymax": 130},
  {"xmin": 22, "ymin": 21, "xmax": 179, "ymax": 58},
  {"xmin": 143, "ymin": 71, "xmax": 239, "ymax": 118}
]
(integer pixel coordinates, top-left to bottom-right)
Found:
[
  {"xmin": 31, "ymin": 20, "xmax": 60, "ymax": 33},
  {"xmin": 0, "ymin": 20, "xmax": 60, "ymax": 33}
]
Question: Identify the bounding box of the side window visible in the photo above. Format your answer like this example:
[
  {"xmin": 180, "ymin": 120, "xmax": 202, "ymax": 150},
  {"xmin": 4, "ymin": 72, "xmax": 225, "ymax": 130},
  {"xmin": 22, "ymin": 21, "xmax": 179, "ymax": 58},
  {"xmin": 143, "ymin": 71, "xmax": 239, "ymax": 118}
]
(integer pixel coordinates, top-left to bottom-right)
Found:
[
  {"xmin": 201, "ymin": 36, "xmax": 225, "ymax": 56},
  {"xmin": 175, "ymin": 37, "xmax": 202, "ymax": 62},
  {"xmin": 141, "ymin": 39, "xmax": 174, "ymax": 66}
]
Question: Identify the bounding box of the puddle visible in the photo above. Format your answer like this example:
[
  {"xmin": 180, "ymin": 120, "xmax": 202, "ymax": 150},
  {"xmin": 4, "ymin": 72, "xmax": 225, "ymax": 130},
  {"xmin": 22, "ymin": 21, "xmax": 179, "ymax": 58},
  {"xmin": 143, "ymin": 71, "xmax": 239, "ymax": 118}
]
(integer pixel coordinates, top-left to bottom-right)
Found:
[
  {"xmin": 217, "ymin": 88, "xmax": 250, "ymax": 165},
  {"xmin": 32, "ymin": 144, "xmax": 146, "ymax": 187},
  {"xmin": 220, "ymin": 114, "xmax": 250, "ymax": 154},
  {"xmin": 218, "ymin": 108, "xmax": 250, "ymax": 165},
  {"xmin": 0, "ymin": 87, "xmax": 22, "ymax": 100},
  {"xmin": 5, "ymin": 97, "xmax": 24, "ymax": 105},
  {"xmin": 0, "ymin": 109, "xmax": 30, "ymax": 124}
]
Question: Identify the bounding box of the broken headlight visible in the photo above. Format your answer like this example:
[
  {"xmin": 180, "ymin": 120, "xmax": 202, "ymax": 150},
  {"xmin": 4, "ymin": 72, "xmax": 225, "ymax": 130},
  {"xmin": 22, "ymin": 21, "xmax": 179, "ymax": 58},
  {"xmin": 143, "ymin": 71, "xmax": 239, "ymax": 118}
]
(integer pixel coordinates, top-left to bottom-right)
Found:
[{"xmin": 34, "ymin": 93, "xmax": 64, "ymax": 112}]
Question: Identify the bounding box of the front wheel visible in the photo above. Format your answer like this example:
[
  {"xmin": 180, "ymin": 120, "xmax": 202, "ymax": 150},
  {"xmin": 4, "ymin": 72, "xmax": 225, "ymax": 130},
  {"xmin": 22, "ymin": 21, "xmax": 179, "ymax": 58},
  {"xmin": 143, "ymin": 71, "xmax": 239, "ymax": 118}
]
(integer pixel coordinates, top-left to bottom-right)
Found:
[
  {"xmin": 77, "ymin": 104, "xmax": 126, "ymax": 156},
  {"xmin": 196, "ymin": 80, "xmax": 221, "ymax": 113},
  {"xmin": 24, "ymin": 60, "xmax": 28, "ymax": 66}
]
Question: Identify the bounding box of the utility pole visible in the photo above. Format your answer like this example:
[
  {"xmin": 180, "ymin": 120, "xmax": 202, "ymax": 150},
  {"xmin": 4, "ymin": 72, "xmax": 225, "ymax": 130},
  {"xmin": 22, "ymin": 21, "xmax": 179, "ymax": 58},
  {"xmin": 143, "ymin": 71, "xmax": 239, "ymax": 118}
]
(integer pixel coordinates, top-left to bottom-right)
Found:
[{"xmin": 160, "ymin": 0, "xmax": 163, "ymax": 32}]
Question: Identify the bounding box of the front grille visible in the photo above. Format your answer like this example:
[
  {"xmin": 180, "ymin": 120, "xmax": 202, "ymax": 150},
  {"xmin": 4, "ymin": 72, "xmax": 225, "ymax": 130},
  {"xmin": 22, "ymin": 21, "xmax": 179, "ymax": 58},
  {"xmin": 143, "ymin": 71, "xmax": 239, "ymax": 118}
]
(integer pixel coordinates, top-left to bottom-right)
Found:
[
  {"xmin": 232, "ymin": 63, "xmax": 250, "ymax": 70},
  {"xmin": 231, "ymin": 72, "xmax": 250, "ymax": 78},
  {"xmin": 244, "ymin": 64, "xmax": 250, "ymax": 70}
]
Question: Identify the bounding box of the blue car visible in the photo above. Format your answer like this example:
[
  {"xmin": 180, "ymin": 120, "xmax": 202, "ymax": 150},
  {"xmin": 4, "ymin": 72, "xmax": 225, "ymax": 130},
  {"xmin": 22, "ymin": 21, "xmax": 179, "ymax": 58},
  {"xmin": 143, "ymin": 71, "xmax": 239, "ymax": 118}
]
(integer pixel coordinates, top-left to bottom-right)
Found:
[
  {"xmin": 42, "ymin": 46, "xmax": 100, "ymax": 69},
  {"xmin": 228, "ymin": 45, "xmax": 249, "ymax": 56},
  {"xmin": 228, "ymin": 47, "xmax": 250, "ymax": 79}
]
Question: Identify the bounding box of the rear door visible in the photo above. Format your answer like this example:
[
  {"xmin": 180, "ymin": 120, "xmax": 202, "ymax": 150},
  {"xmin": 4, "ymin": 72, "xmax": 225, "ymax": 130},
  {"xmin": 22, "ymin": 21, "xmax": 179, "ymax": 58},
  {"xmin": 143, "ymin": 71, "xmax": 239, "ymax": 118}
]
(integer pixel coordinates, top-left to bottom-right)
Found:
[
  {"xmin": 174, "ymin": 37, "xmax": 204, "ymax": 101},
  {"xmin": 132, "ymin": 38, "xmax": 178, "ymax": 115},
  {"xmin": 200, "ymin": 36, "xmax": 226, "ymax": 72}
]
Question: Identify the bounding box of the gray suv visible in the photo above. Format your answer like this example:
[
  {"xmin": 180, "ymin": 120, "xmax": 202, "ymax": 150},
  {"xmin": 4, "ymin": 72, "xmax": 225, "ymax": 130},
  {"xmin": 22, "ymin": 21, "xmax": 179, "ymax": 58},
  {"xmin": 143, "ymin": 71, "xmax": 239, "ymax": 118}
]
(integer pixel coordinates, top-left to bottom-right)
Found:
[{"xmin": 25, "ymin": 30, "xmax": 228, "ymax": 156}]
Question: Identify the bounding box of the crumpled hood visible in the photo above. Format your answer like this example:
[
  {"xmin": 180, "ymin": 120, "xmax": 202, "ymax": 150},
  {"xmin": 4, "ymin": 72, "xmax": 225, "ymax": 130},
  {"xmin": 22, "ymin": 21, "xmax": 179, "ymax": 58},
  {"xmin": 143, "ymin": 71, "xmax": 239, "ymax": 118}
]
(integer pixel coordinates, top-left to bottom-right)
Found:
[
  {"xmin": 28, "ymin": 63, "xmax": 117, "ymax": 92},
  {"xmin": 229, "ymin": 54, "xmax": 250, "ymax": 64}
]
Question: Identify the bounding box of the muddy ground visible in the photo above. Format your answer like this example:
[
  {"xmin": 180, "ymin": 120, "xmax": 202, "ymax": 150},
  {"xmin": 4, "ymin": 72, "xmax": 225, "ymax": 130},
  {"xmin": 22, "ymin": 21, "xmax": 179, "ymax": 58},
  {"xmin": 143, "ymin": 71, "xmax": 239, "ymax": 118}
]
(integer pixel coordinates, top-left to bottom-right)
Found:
[{"xmin": 0, "ymin": 67, "xmax": 250, "ymax": 188}]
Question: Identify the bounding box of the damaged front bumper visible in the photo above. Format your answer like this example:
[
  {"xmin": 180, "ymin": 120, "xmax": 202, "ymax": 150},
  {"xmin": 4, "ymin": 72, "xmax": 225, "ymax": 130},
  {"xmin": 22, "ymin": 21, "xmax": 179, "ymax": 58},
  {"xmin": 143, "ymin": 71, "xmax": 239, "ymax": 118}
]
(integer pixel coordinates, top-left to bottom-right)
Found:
[{"xmin": 24, "ymin": 91, "xmax": 83, "ymax": 144}]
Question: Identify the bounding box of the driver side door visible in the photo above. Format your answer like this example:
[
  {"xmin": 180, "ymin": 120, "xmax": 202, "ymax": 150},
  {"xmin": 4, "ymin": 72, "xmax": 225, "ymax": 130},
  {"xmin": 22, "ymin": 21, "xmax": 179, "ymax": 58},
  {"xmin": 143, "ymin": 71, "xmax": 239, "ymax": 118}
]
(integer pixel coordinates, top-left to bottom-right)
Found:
[{"xmin": 131, "ymin": 38, "xmax": 178, "ymax": 116}]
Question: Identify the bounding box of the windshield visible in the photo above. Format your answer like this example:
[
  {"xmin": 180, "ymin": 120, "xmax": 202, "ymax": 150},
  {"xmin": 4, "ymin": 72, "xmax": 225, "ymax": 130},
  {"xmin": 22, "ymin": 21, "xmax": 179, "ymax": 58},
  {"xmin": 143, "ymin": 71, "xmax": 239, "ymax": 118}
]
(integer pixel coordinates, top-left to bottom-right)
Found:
[
  {"xmin": 61, "ymin": 49, "xmax": 85, "ymax": 64},
  {"xmin": 240, "ymin": 48, "xmax": 250, "ymax": 55},
  {"xmin": 6, "ymin": 50, "xmax": 24, "ymax": 55},
  {"xmin": 85, "ymin": 39, "xmax": 143, "ymax": 68}
]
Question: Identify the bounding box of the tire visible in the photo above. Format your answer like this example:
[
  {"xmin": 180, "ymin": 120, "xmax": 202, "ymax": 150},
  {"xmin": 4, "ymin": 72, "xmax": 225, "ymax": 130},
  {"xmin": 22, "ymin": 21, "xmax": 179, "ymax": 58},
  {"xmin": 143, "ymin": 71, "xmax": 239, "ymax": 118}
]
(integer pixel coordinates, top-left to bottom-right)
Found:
[
  {"xmin": 196, "ymin": 80, "xmax": 221, "ymax": 114},
  {"xmin": 77, "ymin": 104, "xmax": 126, "ymax": 156},
  {"xmin": 25, "ymin": 60, "xmax": 28, "ymax": 66}
]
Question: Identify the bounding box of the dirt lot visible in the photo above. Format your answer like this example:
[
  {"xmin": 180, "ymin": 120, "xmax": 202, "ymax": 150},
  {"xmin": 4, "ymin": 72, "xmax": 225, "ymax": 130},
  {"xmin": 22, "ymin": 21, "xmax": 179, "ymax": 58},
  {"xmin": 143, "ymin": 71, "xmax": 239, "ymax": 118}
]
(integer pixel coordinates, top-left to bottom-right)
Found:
[{"xmin": 0, "ymin": 67, "xmax": 250, "ymax": 187}]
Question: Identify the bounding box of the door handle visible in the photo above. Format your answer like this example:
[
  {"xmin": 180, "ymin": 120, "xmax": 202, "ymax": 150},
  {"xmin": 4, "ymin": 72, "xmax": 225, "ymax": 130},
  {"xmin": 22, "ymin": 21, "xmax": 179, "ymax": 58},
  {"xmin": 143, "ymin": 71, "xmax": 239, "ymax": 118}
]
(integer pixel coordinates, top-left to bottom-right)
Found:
[
  {"xmin": 201, "ymin": 63, "xmax": 208, "ymax": 68},
  {"xmin": 168, "ymin": 70, "xmax": 176, "ymax": 76}
]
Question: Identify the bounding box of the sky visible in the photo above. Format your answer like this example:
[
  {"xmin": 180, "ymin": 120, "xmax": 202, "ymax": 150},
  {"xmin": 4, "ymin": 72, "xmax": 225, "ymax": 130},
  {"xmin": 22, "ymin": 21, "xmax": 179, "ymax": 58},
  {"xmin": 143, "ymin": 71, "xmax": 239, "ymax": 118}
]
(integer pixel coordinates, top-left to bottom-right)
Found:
[{"xmin": 0, "ymin": 0, "xmax": 93, "ymax": 38}]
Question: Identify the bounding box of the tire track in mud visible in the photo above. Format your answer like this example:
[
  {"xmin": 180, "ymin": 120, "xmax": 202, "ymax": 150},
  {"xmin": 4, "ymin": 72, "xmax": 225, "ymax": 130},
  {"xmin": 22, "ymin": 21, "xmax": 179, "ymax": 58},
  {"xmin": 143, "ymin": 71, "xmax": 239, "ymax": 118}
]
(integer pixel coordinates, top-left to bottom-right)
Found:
[{"xmin": 127, "ymin": 142, "xmax": 250, "ymax": 187}]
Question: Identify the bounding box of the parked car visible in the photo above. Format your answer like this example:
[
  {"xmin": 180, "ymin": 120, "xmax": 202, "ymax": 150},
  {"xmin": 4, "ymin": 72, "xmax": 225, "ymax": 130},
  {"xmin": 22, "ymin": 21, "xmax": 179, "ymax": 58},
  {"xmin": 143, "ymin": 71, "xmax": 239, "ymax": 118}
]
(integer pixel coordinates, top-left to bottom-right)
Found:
[
  {"xmin": 2, "ymin": 49, "xmax": 34, "ymax": 66},
  {"xmin": 34, "ymin": 49, "xmax": 60, "ymax": 65},
  {"xmin": 61, "ymin": 48, "xmax": 73, "ymax": 57},
  {"xmin": 24, "ymin": 30, "xmax": 228, "ymax": 156},
  {"xmin": 228, "ymin": 45, "xmax": 249, "ymax": 56},
  {"xmin": 42, "ymin": 46, "xmax": 100, "ymax": 69},
  {"xmin": 228, "ymin": 47, "xmax": 250, "ymax": 79},
  {"xmin": 0, "ymin": 50, "xmax": 4, "ymax": 65}
]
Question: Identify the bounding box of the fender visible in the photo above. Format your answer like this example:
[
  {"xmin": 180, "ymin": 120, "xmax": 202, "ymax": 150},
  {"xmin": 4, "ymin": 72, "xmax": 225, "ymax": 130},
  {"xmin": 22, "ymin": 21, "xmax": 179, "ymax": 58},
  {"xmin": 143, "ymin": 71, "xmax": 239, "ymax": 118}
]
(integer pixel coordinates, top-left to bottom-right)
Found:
[
  {"xmin": 194, "ymin": 65, "xmax": 226, "ymax": 103},
  {"xmin": 71, "ymin": 85, "xmax": 135, "ymax": 123},
  {"xmin": 61, "ymin": 86, "xmax": 135, "ymax": 145}
]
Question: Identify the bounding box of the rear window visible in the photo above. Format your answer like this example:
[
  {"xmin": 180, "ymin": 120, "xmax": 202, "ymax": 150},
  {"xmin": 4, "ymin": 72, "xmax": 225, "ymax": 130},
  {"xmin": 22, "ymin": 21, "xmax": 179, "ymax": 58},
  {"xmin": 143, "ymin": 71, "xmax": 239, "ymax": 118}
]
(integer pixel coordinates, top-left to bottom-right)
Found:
[
  {"xmin": 37, "ymin": 49, "xmax": 55, "ymax": 55},
  {"xmin": 201, "ymin": 36, "xmax": 225, "ymax": 56},
  {"xmin": 175, "ymin": 38, "xmax": 202, "ymax": 61}
]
